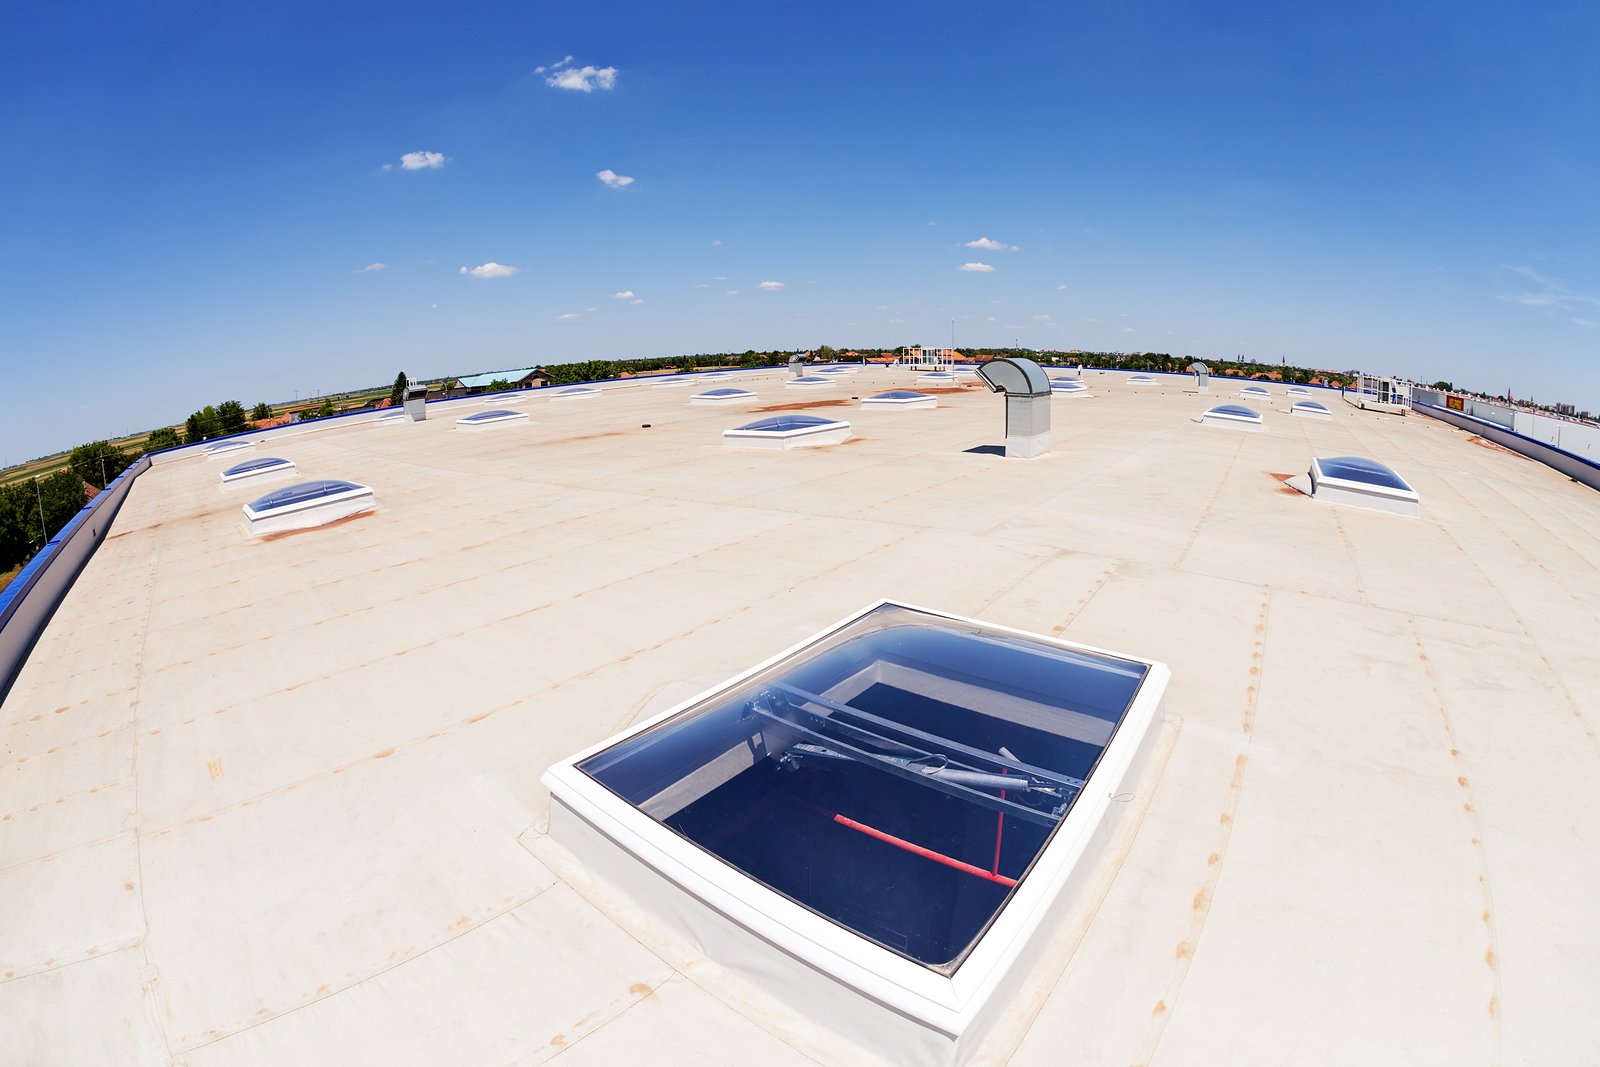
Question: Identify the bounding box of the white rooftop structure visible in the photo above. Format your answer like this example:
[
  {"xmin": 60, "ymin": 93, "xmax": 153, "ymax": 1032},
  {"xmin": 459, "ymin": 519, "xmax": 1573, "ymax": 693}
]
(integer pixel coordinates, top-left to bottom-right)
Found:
[{"xmin": 3, "ymin": 364, "xmax": 1597, "ymax": 1065}]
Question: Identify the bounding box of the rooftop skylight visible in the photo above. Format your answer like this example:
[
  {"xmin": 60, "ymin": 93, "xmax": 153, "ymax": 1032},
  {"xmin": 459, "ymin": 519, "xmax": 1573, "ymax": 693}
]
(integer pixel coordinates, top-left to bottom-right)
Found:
[
  {"xmin": 724, "ymin": 414, "xmax": 851, "ymax": 448},
  {"xmin": 241, "ymin": 479, "xmax": 376, "ymax": 535},
  {"xmin": 786, "ymin": 375, "xmax": 835, "ymax": 388},
  {"xmin": 544, "ymin": 601, "xmax": 1169, "ymax": 1059},
  {"xmin": 1127, "ymin": 374, "xmax": 1157, "ymax": 385},
  {"xmin": 456, "ymin": 409, "xmax": 529, "ymax": 430},
  {"xmin": 1291, "ymin": 400, "xmax": 1332, "ymax": 420},
  {"xmin": 201, "ymin": 439, "xmax": 253, "ymax": 459},
  {"xmin": 219, "ymin": 456, "xmax": 296, "ymax": 488},
  {"xmin": 1307, "ymin": 455, "xmax": 1418, "ymax": 515},
  {"xmin": 1198, "ymin": 404, "xmax": 1264, "ymax": 431},
  {"xmin": 861, "ymin": 390, "xmax": 937, "ymax": 410},
  {"xmin": 550, "ymin": 386, "xmax": 601, "ymax": 401}
]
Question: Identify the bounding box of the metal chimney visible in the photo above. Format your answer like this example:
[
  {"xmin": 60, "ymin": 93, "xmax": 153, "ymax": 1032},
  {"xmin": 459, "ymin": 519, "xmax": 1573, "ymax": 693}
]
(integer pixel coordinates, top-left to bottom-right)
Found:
[
  {"xmin": 976, "ymin": 357, "xmax": 1053, "ymax": 458},
  {"xmin": 403, "ymin": 384, "xmax": 430, "ymax": 421}
]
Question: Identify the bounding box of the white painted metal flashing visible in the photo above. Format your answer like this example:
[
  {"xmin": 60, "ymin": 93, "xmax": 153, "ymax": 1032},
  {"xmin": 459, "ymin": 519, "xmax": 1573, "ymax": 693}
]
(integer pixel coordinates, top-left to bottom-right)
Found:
[
  {"xmin": 240, "ymin": 480, "xmax": 377, "ymax": 536},
  {"xmin": 543, "ymin": 600, "xmax": 1169, "ymax": 1067},
  {"xmin": 456, "ymin": 409, "xmax": 530, "ymax": 431},
  {"xmin": 722, "ymin": 417, "xmax": 852, "ymax": 449}
]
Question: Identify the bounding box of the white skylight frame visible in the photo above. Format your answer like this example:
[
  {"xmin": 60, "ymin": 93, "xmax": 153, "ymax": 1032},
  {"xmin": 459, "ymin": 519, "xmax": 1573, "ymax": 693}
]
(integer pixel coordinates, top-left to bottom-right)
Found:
[
  {"xmin": 542, "ymin": 600, "xmax": 1169, "ymax": 1063},
  {"xmin": 785, "ymin": 375, "xmax": 836, "ymax": 389},
  {"xmin": 1290, "ymin": 400, "xmax": 1333, "ymax": 420},
  {"xmin": 550, "ymin": 386, "xmax": 602, "ymax": 401},
  {"xmin": 1126, "ymin": 374, "xmax": 1157, "ymax": 385},
  {"xmin": 1238, "ymin": 384, "xmax": 1273, "ymax": 398},
  {"xmin": 240, "ymin": 480, "xmax": 377, "ymax": 535}
]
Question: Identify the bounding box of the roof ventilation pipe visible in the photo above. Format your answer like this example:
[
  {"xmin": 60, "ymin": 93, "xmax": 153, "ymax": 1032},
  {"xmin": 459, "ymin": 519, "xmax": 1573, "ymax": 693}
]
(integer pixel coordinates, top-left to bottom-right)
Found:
[
  {"xmin": 403, "ymin": 384, "xmax": 430, "ymax": 421},
  {"xmin": 1187, "ymin": 362, "xmax": 1210, "ymax": 392},
  {"xmin": 976, "ymin": 357, "xmax": 1053, "ymax": 458},
  {"xmin": 787, "ymin": 352, "xmax": 810, "ymax": 377}
]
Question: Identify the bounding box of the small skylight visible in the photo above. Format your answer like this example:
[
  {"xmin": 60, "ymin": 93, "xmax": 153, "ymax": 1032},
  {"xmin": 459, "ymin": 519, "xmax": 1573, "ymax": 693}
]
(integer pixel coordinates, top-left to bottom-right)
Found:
[
  {"xmin": 483, "ymin": 394, "xmax": 531, "ymax": 405},
  {"xmin": 861, "ymin": 390, "xmax": 937, "ymax": 410},
  {"xmin": 724, "ymin": 414, "xmax": 852, "ymax": 448},
  {"xmin": 1291, "ymin": 400, "xmax": 1332, "ymax": 420},
  {"xmin": 202, "ymin": 439, "xmax": 253, "ymax": 459},
  {"xmin": 1049, "ymin": 378, "xmax": 1089, "ymax": 397},
  {"xmin": 242, "ymin": 479, "xmax": 376, "ymax": 535},
  {"xmin": 691, "ymin": 387, "xmax": 757, "ymax": 405},
  {"xmin": 219, "ymin": 456, "xmax": 296, "ymax": 488},
  {"xmin": 1127, "ymin": 374, "xmax": 1157, "ymax": 385},
  {"xmin": 1287, "ymin": 385, "xmax": 1311, "ymax": 396},
  {"xmin": 786, "ymin": 375, "xmax": 835, "ymax": 388},
  {"xmin": 815, "ymin": 365, "xmax": 859, "ymax": 375},
  {"xmin": 544, "ymin": 601, "xmax": 1169, "ymax": 1059},
  {"xmin": 456, "ymin": 409, "xmax": 529, "ymax": 431},
  {"xmin": 1308, "ymin": 456, "xmax": 1419, "ymax": 516},
  {"xmin": 550, "ymin": 386, "xmax": 601, "ymax": 401},
  {"xmin": 1239, "ymin": 384, "xmax": 1272, "ymax": 397},
  {"xmin": 652, "ymin": 377, "xmax": 693, "ymax": 388},
  {"xmin": 1198, "ymin": 404, "xmax": 1264, "ymax": 431}
]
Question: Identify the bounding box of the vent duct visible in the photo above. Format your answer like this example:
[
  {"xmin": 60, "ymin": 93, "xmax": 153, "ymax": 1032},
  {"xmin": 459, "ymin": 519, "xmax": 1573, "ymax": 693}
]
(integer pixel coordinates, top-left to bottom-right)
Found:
[{"xmin": 976, "ymin": 357, "xmax": 1052, "ymax": 458}]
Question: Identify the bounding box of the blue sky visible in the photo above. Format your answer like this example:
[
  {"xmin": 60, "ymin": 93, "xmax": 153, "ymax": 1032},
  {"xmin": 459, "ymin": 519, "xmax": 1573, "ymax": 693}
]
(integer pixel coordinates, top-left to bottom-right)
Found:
[{"xmin": 2, "ymin": 1, "xmax": 1596, "ymax": 464}]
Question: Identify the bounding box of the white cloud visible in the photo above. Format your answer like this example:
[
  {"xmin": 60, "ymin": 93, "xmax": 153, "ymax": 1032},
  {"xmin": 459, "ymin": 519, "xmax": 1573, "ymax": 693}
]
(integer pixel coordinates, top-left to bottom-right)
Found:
[
  {"xmin": 1121, "ymin": 327, "xmax": 1137, "ymax": 333},
  {"xmin": 548, "ymin": 65, "xmax": 618, "ymax": 92},
  {"xmin": 586, "ymin": 306, "xmax": 599, "ymax": 312},
  {"xmin": 959, "ymin": 262, "xmax": 996, "ymax": 273},
  {"xmin": 1032, "ymin": 314, "xmax": 1052, "ymax": 321},
  {"xmin": 693, "ymin": 282, "xmax": 709, "ymax": 288},
  {"xmin": 629, "ymin": 298, "xmax": 644, "ymax": 305},
  {"xmin": 711, "ymin": 239, "xmax": 722, "ymax": 246},
  {"xmin": 758, "ymin": 280, "xmax": 785, "ymax": 291},
  {"xmin": 557, "ymin": 312, "xmax": 580, "ymax": 320},
  {"xmin": 400, "ymin": 150, "xmax": 446, "ymax": 171},
  {"xmin": 713, "ymin": 276, "xmax": 728, "ymax": 282},
  {"xmin": 612, "ymin": 290, "xmax": 635, "ymax": 300},
  {"xmin": 965, "ymin": 236, "xmax": 1018, "ymax": 251},
  {"xmin": 725, "ymin": 290, "xmax": 740, "ymax": 296},
  {"xmin": 459, "ymin": 262, "xmax": 519, "ymax": 279},
  {"xmin": 1498, "ymin": 264, "xmax": 1599, "ymax": 313},
  {"xmin": 596, "ymin": 168, "xmax": 634, "ymax": 188},
  {"xmin": 382, "ymin": 163, "xmax": 393, "ymax": 171},
  {"xmin": 1055, "ymin": 283, "xmax": 1067, "ymax": 291},
  {"xmin": 358, "ymin": 262, "xmax": 387, "ymax": 273},
  {"xmin": 533, "ymin": 55, "xmax": 574, "ymax": 74}
]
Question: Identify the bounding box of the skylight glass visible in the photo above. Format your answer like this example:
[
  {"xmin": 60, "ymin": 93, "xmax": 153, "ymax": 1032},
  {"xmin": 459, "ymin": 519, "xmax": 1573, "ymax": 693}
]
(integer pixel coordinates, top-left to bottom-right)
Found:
[
  {"xmin": 222, "ymin": 457, "xmax": 291, "ymax": 477},
  {"xmin": 735, "ymin": 415, "xmax": 840, "ymax": 433},
  {"xmin": 1315, "ymin": 456, "xmax": 1412, "ymax": 492},
  {"xmin": 697, "ymin": 388, "xmax": 753, "ymax": 397},
  {"xmin": 247, "ymin": 480, "xmax": 363, "ymax": 514},
  {"xmin": 576, "ymin": 603, "xmax": 1150, "ymax": 971},
  {"xmin": 461, "ymin": 409, "xmax": 523, "ymax": 422},
  {"xmin": 1209, "ymin": 405, "xmax": 1261, "ymax": 419},
  {"xmin": 1292, "ymin": 401, "xmax": 1330, "ymax": 413},
  {"xmin": 872, "ymin": 391, "xmax": 927, "ymax": 400}
]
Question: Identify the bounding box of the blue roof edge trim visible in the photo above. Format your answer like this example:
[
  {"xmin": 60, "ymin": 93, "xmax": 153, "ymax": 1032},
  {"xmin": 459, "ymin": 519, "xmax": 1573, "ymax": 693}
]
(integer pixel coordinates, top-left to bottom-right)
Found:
[{"xmin": 0, "ymin": 453, "xmax": 152, "ymax": 704}]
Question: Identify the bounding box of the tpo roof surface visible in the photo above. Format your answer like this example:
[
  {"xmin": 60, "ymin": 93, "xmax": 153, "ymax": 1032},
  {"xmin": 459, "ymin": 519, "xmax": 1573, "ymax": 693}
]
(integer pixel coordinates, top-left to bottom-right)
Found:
[{"xmin": 3, "ymin": 367, "xmax": 1598, "ymax": 1064}]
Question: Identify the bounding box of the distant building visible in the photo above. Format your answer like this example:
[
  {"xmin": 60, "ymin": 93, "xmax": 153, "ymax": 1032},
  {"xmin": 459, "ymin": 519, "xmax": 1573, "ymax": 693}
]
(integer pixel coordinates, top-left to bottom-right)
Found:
[{"xmin": 1555, "ymin": 402, "xmax": 1577, "ymax": 416}]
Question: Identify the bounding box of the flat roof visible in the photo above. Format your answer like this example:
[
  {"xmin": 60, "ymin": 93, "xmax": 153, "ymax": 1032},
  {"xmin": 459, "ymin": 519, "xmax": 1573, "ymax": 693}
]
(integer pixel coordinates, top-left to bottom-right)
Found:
[{"xmin": 3, "ymin": 366, "xmax": 1597, "ymax": 1063}]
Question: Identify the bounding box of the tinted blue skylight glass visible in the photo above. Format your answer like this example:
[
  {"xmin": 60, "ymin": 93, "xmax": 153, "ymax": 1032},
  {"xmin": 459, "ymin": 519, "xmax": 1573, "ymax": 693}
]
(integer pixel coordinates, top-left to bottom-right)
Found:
[
  {"xmin": 736, "ymin": 415, "xmax": 839, "ymax": 433},
  {"xmin": 579, "ymin": 606, "xmax": 1148, "ymax": 971},
  {"xmin": 1293, "ymin": 401, "xmax": 1330, "ymax": 413},
  {"xmin": 1241, "ymin": 385, "xmax": 1269, "ymax": 392},
  {"xmin": 248, "ymin": 480, "xmax": 362, "ymax": 513},
  {"xmin": 791, "ymin": 376, "xmax": 832, "ymax": 384},
  {"xmin": 1317, "ymin": 456, "xmax": 1412, "ymax": 491},
  {"xmin": 872, "ymin": 391, "xmax": 928, "ymax": 400},
  {"xmin": 699, "ymin": 388, "xmax": 751, "ymax": 397},
  {"xmin": 462, "ymin": 409, "xmax": 519, "ymax": 422},
  {"xmin": 1209, "ymin": 405, "xmax": 1260, "ymax": 418},
  {"xmin": 222, "ymin": 457, "xmax": 290, "ymax": 476}
]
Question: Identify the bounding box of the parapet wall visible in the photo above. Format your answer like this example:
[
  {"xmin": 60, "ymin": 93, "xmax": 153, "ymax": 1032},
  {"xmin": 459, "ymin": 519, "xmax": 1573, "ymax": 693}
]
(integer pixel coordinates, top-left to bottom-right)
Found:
[{"xmin": 1410, "ymin": 395, "xmax": 1600, "ymax": 494}]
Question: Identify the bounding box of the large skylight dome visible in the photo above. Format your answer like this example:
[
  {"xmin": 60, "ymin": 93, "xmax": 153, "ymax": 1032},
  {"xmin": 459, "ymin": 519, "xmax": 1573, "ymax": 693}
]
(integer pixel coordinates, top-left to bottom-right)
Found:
[
  {"xmin": 1308, "ymin": 455, "xmax": 1419, "ymax": 516},
  {"xmin": 861, "ymin": 390, "xmax": 937, "ymax": 410},
  {"xmin": 218, "ymin": 456, "xmax": 296, "ymax": 489},
  {"xmin": 723, "ymin": 414, "xmax": 851, "ymax": 448},
  {"xmin": 1291, "ymin": 400, "xmax": 1333, "ymax": 420},
  {"xmin": 545, "ymin": 602, "xmax": 1169, "ymax": 1064},
  {"xmin": 456, "ymin": 409, "xmax": 529, "ymax": 431},
  {"xmin": 1197, "ymin": 404, "xmax": 1264, "ymax": 431},
  {"xmin": 241, "ymin": 479, "xmax": 376, "ymax": 535}
]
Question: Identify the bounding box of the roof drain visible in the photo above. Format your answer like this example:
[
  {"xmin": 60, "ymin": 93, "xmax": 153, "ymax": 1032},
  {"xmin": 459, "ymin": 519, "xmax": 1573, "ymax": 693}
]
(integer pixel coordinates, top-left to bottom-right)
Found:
[{"xmin": 976, "ymin": 357, "xmax": 1052, "ymax": 458}]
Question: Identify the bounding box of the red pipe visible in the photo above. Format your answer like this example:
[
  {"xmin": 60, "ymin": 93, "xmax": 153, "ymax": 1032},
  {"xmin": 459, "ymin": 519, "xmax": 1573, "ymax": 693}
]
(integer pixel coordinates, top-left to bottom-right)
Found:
[{"xmin": 833, "ymin": 813, "xmax": 1018, "ymax": 888}]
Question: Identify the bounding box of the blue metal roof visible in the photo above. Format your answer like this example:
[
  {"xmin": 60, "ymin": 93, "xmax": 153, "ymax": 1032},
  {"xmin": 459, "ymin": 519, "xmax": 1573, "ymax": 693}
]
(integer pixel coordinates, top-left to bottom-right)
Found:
[{"xmin": 456, "ymin": 368, "xmax": 541, "ymax": 389}]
